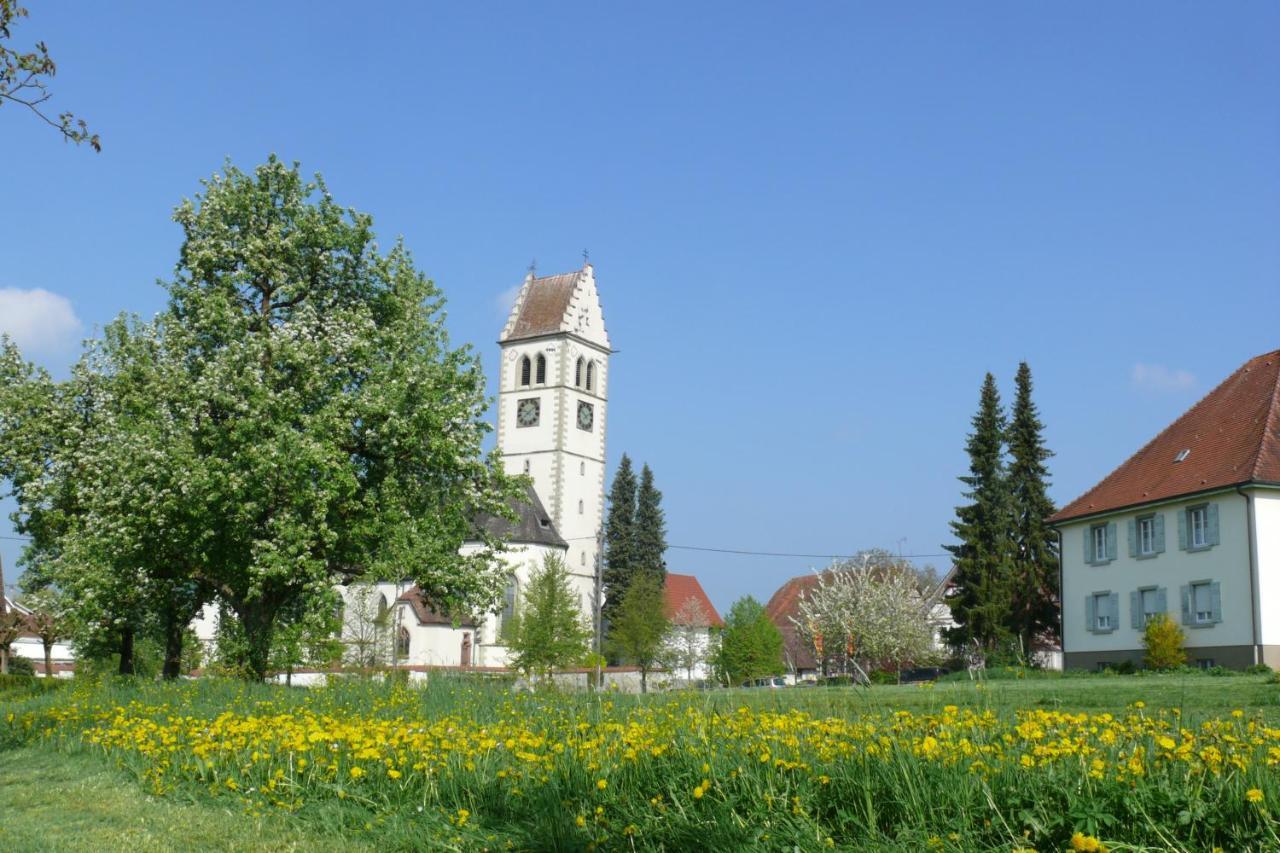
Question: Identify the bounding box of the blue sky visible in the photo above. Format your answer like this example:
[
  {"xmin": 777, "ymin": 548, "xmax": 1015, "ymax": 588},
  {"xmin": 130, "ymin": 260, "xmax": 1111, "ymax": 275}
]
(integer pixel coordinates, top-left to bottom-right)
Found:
[{"xmin": 1, "ymin": 2, "xmax": 1277, "ymax": 613}]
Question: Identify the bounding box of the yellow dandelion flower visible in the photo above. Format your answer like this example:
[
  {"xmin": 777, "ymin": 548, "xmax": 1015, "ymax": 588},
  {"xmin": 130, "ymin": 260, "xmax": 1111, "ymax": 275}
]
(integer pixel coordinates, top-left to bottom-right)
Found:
[
  {"xmin": 1247, "ymin": 788, "xmax": 1264, "ymax": 803},
  {"xmin": 596, "ymin": 778, "xmax": 608, "ymax": 791}
]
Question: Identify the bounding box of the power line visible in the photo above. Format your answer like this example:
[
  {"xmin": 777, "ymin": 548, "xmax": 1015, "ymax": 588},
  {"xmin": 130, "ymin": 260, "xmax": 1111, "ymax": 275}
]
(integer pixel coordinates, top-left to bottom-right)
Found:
[{"xmin": 559, "ymin": 534, "xmax": 947, "ymax": 561}]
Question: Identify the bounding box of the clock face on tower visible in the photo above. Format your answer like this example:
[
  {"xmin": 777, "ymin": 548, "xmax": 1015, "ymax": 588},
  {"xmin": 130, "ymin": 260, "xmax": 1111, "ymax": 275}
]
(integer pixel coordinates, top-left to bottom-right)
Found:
[
  {"xmin": 577, "ymin": 401, "xmax": 594, "ymax": 432},
  {"xmin": 517, "ymin": 398, "xmax": 540, "ymax": 428}
]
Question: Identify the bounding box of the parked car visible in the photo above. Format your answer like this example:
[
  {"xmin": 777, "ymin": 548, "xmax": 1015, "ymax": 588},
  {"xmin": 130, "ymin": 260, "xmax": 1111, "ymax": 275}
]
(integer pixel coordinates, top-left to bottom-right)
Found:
[{"xmin": 743, "ymin": 676, "xmax": 787, "ymax": 689}]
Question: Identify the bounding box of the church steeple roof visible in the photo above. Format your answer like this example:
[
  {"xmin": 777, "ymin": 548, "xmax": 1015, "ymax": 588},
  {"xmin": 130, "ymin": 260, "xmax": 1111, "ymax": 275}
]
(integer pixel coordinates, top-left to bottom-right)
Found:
[{"xmin": 500, "ymin": 264, "xmax": 610, "ymax": 349}]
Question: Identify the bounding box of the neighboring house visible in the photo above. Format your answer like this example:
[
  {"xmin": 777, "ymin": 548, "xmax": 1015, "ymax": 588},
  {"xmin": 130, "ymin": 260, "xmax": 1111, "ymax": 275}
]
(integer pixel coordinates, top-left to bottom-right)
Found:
[
  {"xmin": 1051, "ymin": 349, "xmax": 1280, "ymax": 671},
  {"xmin": 2, "ymin": 595, "xmax": 76, "ymax": 678},
  {"xmin": 765, "ymin": 574, "xmax": 822, "ymax": 682},
  {"xmin": 663, "ymin": 573, "xmax": 724, "ymax": 682},
  {"xmin": 193, "ymin": 264, "xmax": 612, "ymax": 672}
]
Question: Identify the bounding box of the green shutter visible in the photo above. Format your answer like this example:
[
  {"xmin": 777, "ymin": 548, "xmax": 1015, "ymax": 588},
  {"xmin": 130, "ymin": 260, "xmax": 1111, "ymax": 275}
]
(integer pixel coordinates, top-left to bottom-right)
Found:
[
  {"xmin": 1127, "ymin": 519, "xmax": 1138, "ymax": 558},
  {"xmin": 1106, "ymin": 523, "xmax": 1118, "ymax": 561},
  {"xmin": 1130, "ymin": 591, "xmax": 1141, "ymax": 629},
  {"xmin": 1210, "ymin": 582, "xmax": 1222, "ymax": 623},
  {"xmin": 1156, "ymin": 587, "xmax": 1168, "ymax": 615},
  {"xmin": 1180, "ymin": 585, "xmax": 1192, "ymax": 626},
  {"xmin": 1177, "ymin": 509, "xmax": 1187, "ymax": 550},
  {"xmin": 1086, "ymin": 595, "xmax": 1097, "ymax": 632},
  {"xmin": 1107, "ymin": 593, "xmax": 1119, "ymax": 633},
  {"xmin": 1208, "ymin": 504, "xmax": 1220, "ymax": 546},
  {"xmin": 1083, "ymin": 527, "xmax": 1094, "ymax": 565},
  {"xmin": 1154, "ymin": 513, "xmax": 1166, "ymax": 554}
]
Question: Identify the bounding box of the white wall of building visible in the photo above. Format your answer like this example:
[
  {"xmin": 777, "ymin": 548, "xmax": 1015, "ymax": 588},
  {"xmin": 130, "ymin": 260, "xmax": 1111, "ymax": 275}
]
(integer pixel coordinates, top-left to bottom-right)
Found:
[{"xmin": 1252, "ymin": 490, "xmax": 1280, "ymax": 647}]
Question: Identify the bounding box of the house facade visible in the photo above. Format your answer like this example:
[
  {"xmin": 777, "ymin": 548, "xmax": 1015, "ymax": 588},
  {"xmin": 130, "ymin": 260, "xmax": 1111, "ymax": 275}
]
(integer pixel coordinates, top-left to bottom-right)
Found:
[
  {"xmin": 663, "ymin": 573, "xmax": 723, "ymax": 682},
  {"xmin": 1052, "ymin": 349, "xmax": 1280, "ymax": 670}
]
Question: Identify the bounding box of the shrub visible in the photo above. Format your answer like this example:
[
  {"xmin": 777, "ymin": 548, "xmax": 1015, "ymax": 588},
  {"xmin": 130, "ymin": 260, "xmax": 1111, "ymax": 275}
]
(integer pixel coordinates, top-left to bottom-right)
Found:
[
  {"xmin": 1245, "ymin": 663, "xmax": 1272, "ymax": 676},
  {"xmin": 1142, "ymin": 614, "xmax": 1186, "ymax": 670},
  {"xmin": 6, "ymin": 655, "xmax": 35, "ymax": 677}
]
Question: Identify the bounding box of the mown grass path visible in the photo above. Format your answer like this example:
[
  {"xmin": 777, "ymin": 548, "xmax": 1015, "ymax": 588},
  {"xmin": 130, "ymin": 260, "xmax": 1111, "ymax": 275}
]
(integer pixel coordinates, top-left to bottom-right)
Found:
[{"xmin": 0, "ymin": 745, "xmax": 367, "ymax": 853}]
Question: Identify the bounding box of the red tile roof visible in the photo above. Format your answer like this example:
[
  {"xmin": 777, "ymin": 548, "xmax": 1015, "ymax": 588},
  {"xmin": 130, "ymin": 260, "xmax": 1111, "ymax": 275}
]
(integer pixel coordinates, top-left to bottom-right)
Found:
[
  {"xmin": 502, "ymin": 271, "xmax": 580, "ymax": 341},
  {"xmin": 664, "ymin": 573, "xmax": 723, "ymax": 627},
  {"xmin": 764, "ymin": 574, "xmax": 821, "ymax": 670},
  {"xmin": 1052, "ymin": 349, "xmax": 1280, "ymax": 523},
  {"xmin": 397, "ymin": 587, "xmax": 478, "ymax": 628}
]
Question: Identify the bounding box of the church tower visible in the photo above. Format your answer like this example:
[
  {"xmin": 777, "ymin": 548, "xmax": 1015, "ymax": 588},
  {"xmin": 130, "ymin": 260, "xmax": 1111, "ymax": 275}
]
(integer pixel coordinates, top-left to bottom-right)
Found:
[{"xmin": 497, "ymin": 264, "xmax": 611, "ymax": 600}]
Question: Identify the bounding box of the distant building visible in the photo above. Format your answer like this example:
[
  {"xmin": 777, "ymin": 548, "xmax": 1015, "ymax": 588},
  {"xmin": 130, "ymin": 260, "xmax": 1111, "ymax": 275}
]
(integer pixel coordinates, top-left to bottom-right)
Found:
[
  {"xmin": 1051, "ymin": 349, "xmax": 1280, "ymax": 671},
  {"xmin": 663, "ymin": 573, "xmax": 723, "ymax": 681},
  {"xmin": 2, "ymin": 595, "xmax": 75, "ymax": 678}
]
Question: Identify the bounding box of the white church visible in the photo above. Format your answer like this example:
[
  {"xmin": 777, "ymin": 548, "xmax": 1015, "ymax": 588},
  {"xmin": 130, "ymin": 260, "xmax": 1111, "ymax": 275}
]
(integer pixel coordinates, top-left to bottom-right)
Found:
[{"xmin": 196, "ymin": 263, "xmax": 612, "ymax": 670}]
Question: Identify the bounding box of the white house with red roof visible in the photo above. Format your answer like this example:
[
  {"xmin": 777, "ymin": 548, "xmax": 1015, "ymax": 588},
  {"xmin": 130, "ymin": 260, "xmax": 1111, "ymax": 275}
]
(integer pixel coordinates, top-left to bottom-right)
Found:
[
  {"xmin": 663, "ymin": 573, "xmax": 723, "ymax": 682},
  {"xmin": 1051, "ymin": 349, "xmax": 1280, "ymax": 671}
]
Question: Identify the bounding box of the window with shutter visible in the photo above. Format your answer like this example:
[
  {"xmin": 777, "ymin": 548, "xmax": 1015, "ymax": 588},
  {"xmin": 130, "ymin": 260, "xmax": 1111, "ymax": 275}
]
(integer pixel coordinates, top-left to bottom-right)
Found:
[
  {"xmin": 1191, "ymin": 581, "xmax": 1215, "ymax": 625},
  {"xmin": 1137, "ymin": 516, "xmax": 1156, "ymax": 557},
  {"xmin": 1189, "ymin": 506, "xmax": 1209, "ymax": 549}
]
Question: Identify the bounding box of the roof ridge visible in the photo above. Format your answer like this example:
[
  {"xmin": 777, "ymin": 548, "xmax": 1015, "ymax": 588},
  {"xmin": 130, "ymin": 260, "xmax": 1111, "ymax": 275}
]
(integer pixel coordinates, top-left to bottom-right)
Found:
[
  {"xmin": 1057, "ymin": 355, "xmax": 1259, "ymax": 516},
  {"xmin": 1247, "ymin": 351, "xmax": 1280, "ymax": 481}
]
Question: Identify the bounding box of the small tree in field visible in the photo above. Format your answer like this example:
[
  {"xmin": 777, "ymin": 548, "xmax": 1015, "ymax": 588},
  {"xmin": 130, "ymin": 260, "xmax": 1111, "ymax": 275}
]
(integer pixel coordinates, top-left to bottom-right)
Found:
[
  {"xmin": 715, "ymin": 596, "xmax": 784, "ymax": 685},
  {"xmin": 21, "ymin": 587, "xmax": 65, "ymax": 677},
  {"xmin": 507, "ymin": 554, "xmax": 591, "ymax": 683},
  {"xmin": 609, "ymin": 571, "xmax": 669, "ymax": 693},
  {"xmin": 1143, "ymin": 614, "xmax": 1186, "ymax": 670}
]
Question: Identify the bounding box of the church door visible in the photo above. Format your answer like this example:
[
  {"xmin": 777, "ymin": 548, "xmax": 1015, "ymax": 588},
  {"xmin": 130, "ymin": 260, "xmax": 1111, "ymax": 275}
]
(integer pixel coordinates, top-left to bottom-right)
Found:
[{"xmin": 460, "ymin": 632, "xmax": 472, "ymax": 667}]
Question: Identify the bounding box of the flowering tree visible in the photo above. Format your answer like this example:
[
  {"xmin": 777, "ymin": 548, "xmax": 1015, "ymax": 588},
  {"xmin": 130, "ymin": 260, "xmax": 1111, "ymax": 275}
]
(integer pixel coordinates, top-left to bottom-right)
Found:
[
  {"xmin": 20, "ymin": 587, "xmax": 64, "ymax": 677},
  {"xmin": 0, "ymin": 157, "xmax": 522, "ymax": 681},
  {"xmin": 792, "ymin": 553, "xmax": 937, "ymax": 677},
  {"xmin": 662, "ymin": 596, "xmax": 715, "ymax": 682}
]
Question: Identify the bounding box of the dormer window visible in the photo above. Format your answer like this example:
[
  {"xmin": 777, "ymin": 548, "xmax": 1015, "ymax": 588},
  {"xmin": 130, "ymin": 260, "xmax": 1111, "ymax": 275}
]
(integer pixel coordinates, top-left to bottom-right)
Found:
[{"xmin": 1174, "ymin": 448, "xmax": 1191, "ymax": 463}]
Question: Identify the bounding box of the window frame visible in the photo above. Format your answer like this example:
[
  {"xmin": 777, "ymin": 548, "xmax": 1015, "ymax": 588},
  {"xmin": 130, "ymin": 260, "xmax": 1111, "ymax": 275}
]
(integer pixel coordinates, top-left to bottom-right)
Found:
[
  {"xmin": 1092, "ymin": 525, "xmax": 1107, "ymax": 563},
  {"xmin": 1139, "ymin": 587, "xmax": 1159, "ymax": 626},
  {"xmin": 1138, "ymin": 515, "xmax": 1156, "ymax": 556},
  {"xmin": 1191, "ymin": 580, "xmax": 1213, "ymax": 625},
  {"xmin": 1093, "ymin": 592, "xmax": 1112, "ymax": 631},
  {"xmin": 1189, "ymin": 505, "xmax": 1208, "ymax": 549}
]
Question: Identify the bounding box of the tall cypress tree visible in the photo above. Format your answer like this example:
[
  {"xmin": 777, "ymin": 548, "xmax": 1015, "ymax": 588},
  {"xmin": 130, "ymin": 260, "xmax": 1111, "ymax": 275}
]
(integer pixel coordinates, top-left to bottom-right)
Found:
[
  {"xmin": 602, "ymin": 454, "xmax": 638, "ymax": 626},
  {"xmin": 633, "ymin": 463, "xmax": 667, "ymax": 581},
  {"xmin": 1007, "ymin": 362, "xmax": 1059, "ymax": 652},
  {"xmin": 944, "ymin": 373, "xmax": 1015, "ymax": 651}
]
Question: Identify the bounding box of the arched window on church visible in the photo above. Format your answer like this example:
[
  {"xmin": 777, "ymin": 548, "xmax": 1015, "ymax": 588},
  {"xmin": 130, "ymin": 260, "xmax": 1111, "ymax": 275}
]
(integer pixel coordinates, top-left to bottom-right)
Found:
[
  {"xmin": 578, "ymin": 499, "xmax": 584, "ymax": 515},
  {"xmin": 575, "ymin": 357, "xmax": 584, "ymax": 388},
  {"xmin": 535, "ymin": 354, "xmax": 546, "ymax": 384},
  {"xmin": 523, "ymin": 459, "xmax": 531, "ymax": 474},
  {"xmin": 586, "ymin": 361, "xmax": 596, "ymax": 392},
  {"xmin": 499, "ymin": 582, "xmax": 517, "ymax": 640},
  {"xmin": 396, "ymin": 626, "xmax": 410, "ymax": 658},
  {"xmin": 519, "ymin": 356, "xmax": 531, "ymax": 387}
]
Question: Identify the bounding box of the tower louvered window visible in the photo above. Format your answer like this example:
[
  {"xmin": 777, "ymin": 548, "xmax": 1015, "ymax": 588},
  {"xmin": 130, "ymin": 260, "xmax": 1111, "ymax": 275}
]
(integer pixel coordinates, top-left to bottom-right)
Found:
[
  {"xmin": 536, "ymin": 354, "xmax": 546, "ymax": 384},
  {"xmin": 575, "ymin": 357, "xmax": 584, "ymax": 387},
  {"xmin": 586, "ymin": 361, "xmax": 596, "ymax": 392},
  {"xmin": 520, "ymin": 356, "xmax": 531, "ymax": 386}
]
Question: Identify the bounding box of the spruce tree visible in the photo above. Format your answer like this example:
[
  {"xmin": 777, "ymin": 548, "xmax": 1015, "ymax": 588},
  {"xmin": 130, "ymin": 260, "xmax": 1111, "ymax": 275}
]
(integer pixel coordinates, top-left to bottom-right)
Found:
[
  {"xmin": 633, "ymin": 464, "xmax": 668, "ymax": 580},
  {"xmin": 1007, "ymin": 362, "xmax": 1060, "ymax": 653},
  {"xmin": 944, "ymin": 373, "xmax": 1016, "ymax": 652},
  {"xmin": 602, "ymin": 454, "xmax": 638, "ymax": 627}
]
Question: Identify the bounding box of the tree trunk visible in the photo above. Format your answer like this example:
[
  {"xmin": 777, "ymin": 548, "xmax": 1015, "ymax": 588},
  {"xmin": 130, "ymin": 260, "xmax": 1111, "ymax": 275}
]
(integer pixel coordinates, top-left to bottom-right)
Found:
[
  {"xmin": 241, "ymin": 604, "xmax": 277, "ymax": 682},
  {"xmin": 118, "ymin": 627, "xmax": 136, "ymax": 676},
  {"xmin": 44, "ymin": 641, "xmax": 53, "ymax": 678},
  {"xmin": 162, "ymin": 608, "xmax": 185, "ymax": 680},
  {"xmin": 640, "ymin": 667, "xmax": 648, "ymax": 694},
  {"xmin": 1, "ymin": 646, "xmax": 8, "ymax": 676}
]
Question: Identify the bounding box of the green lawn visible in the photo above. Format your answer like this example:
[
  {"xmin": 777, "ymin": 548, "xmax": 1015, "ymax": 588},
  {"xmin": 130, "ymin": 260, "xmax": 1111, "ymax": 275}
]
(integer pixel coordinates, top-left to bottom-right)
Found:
[
  {"xmin": 0, "ymin": 746, "xmax": 368, "ymax": 853},
  {"xmin": 2, "ymin": 671, "xmax": 1278, "ymax": 851}
]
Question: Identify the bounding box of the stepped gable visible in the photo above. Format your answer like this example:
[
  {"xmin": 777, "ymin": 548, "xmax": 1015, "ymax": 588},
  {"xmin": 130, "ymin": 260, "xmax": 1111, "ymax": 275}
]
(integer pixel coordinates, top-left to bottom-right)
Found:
[
  {"xmin": 1052, "ymin": 349, "xmax": 1280, "ymax": 523},
  {"xmin": 473, "ymin": 483, "xmax": 568, "ymax": 549},
  {"xmin": 664, "ymin": 573, "xmax": 724, "ymax": 627}
]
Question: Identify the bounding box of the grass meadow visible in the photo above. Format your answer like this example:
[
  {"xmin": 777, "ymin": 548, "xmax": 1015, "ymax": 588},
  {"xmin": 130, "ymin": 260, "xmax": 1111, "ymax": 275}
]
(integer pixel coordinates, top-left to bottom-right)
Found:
[{"xmin": 3, "ymin": 671, "xmax": 1280, "ymax": 851}]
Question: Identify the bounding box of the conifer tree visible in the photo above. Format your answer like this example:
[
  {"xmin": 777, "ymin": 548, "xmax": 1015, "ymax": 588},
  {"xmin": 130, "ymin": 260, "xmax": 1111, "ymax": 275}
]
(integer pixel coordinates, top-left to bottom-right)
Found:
[
  {"xmin": 633, "ymin": 463, "xmax": 667, "ymax": 580},
  {"xmin": 944, "ymin": 373, "xmax": 1015, "ymax": 652},
  {"xmin": 602, "ymin": 454, "xmax": 637, "ymax": 626},
  {"xmin": 1007, "ymin": 362, "xmax": 1060, "ymax": 651}
]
